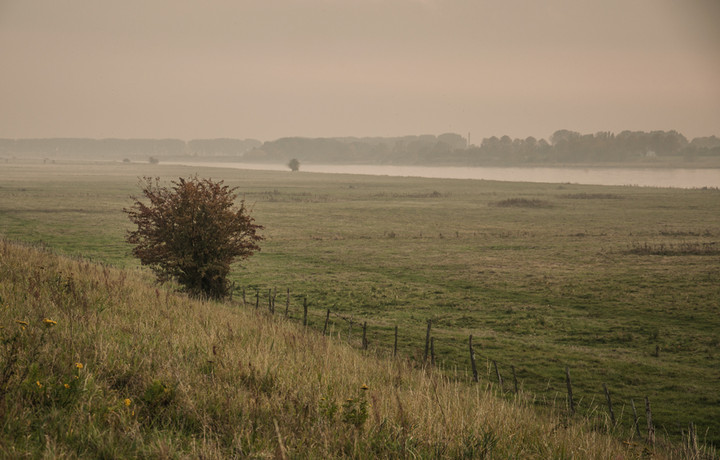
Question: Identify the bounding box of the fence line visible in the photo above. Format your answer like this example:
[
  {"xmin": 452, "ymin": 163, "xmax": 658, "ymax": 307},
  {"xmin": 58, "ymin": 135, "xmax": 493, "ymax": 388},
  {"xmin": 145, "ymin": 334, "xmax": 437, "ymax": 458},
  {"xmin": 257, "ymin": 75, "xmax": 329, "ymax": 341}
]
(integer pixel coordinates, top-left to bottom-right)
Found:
[{"xmin": 230, "ymin": 284, "xmax": 708, "ymax": 451}]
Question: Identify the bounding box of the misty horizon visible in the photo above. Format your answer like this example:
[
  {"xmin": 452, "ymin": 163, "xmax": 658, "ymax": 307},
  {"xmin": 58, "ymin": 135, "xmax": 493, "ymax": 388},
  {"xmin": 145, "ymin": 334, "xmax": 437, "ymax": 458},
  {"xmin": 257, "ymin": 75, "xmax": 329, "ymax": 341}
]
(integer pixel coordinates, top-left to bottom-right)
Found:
[
  {"xmin": 1, "ymin": 128, "xmax": 719, "ymax": 146},
  {"xmin": 1, "ymin": 1, "xmax": 719, "ymax": 141}
]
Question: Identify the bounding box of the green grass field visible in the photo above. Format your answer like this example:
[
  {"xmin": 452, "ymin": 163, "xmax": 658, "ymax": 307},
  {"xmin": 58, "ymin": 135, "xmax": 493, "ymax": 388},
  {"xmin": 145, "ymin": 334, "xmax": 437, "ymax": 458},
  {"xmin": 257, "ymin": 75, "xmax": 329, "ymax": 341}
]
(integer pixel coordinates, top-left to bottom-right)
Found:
[{"xmin": 2, "ymin": 159, "xmax": 719, "ymax": 448}]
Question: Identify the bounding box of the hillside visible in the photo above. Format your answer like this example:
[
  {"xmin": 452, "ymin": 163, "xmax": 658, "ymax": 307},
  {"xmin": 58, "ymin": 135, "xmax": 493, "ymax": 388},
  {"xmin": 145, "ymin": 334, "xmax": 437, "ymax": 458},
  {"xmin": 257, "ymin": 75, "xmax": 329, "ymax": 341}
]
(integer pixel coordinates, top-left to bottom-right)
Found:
[{"xmin": 0, "ymin": 239, "xmax": 657, "ymax": 458}]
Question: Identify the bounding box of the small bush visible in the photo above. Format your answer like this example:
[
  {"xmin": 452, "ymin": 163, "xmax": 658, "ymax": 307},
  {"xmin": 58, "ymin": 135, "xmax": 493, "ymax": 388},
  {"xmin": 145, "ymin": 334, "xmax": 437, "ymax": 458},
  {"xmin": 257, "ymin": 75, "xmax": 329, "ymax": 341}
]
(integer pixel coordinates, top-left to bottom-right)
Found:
[{"xmin": 124, "ymin": 176, "xmax": 263, "ymax": 299}]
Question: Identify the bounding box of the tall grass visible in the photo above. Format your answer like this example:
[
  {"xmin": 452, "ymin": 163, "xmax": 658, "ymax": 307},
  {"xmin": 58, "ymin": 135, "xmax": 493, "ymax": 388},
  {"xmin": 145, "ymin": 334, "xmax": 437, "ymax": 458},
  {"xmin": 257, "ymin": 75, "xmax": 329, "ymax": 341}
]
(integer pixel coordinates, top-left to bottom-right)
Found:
[{"xmin": 0, "ymin": 239, "xmax": 670, "ymax": 458}]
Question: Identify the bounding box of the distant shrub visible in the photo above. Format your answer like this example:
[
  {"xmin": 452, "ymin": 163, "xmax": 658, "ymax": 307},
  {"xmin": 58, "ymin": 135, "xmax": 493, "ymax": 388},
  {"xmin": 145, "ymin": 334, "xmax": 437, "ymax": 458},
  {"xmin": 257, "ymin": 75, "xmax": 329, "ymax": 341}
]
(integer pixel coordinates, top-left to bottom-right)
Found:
[
  {"xmin": 389, "ymin": 191, "xmax": 444, "ymax": 199},
  {"xmin": 626, "ymin": 242, "xmax": 720, "ymax": 256},
  {"xmin": 562, "ymin": 193, "xmax": 624, "ymax": 200},
  {"xmin": 491, "ymin": 198, "xmax": 552, "ymax": 208}
]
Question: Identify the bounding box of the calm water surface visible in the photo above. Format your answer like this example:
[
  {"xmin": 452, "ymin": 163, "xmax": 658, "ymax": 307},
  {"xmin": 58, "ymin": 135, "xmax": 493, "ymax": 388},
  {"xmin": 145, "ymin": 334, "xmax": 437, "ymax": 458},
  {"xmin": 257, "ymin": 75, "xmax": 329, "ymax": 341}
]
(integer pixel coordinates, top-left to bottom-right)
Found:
[{"xmin": 167, "ymin": 162, "xmax": 720, "ymax": 189}]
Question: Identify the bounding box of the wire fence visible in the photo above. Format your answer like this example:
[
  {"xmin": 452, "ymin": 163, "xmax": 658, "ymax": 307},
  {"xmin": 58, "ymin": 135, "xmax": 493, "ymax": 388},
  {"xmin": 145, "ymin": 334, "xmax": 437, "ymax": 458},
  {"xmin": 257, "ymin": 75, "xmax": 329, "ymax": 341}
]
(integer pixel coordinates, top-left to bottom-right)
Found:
[{"xmin": 230, "ymin": 284, "xmax": 713, "ymax": 457}]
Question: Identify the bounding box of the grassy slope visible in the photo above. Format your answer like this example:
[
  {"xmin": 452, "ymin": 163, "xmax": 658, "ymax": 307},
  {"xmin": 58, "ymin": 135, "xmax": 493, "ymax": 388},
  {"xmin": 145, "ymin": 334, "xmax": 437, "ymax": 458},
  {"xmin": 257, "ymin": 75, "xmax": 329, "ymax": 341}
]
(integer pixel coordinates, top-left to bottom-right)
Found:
[
  {"xmin": 1, "ymin": 160, "xmax": 719, "ymax": 451},
  {"xmin": 0, "ymin": 239, "xmax": 641, "ymax": 458}
]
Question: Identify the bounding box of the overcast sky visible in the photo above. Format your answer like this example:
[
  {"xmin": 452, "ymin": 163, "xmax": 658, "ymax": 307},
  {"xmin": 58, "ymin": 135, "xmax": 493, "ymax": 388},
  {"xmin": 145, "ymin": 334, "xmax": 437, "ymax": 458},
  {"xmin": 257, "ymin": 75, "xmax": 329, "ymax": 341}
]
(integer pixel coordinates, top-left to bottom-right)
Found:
[{"xmin": 1, "ymin": 0, "xmax": 718, "ymax": 142}]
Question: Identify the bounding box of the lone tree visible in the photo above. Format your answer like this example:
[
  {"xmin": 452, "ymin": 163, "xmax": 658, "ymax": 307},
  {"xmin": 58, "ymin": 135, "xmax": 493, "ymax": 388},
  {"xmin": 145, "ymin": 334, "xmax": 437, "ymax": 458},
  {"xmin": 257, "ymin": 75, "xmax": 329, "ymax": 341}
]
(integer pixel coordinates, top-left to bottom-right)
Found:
[
  {"xmin": 124, "ymin": 176, "xmax": 263, "ymax": 299},
  {"xmin": 288, "ymin": 158, "xmax": 300, "ymax": 172}
]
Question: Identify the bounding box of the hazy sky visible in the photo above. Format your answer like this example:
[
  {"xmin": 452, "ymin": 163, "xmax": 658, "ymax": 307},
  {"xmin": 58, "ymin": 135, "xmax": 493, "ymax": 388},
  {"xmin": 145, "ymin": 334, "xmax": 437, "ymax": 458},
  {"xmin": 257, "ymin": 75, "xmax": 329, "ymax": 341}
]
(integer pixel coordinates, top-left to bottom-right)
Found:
[{"xmin": 1, "ymin": 0, "xmax": 718, "ymax": 142}]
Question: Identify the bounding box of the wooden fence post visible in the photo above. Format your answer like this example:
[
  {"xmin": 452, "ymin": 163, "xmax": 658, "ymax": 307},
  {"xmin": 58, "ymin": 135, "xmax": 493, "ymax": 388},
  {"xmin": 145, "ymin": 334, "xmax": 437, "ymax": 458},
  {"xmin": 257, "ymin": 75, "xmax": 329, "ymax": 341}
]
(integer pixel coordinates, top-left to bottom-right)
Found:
[
  {"xmin": 645, "ymin": 396, "xmax": 655, "ymax": 447},
  {"xmin": 323, "ymin": 309, "xmax": 330, "ymax": 335},
  {"xmin": 424, "ymin": 320, "xmax": 432, "ymax": 362},
  {"xmin": 688, "ymin": 422, "xmax": 698, "ymax": 457},
  {"xmin": 603, "ymin": 383, "xmax": 616, "ymax": 426},
  {"xmin": 229, "ymin": 281, "xmax": 235, "ymax": 301},
  {"xmin": 285, "ymin": 288, "xmax": 290, "ymax": 317},
  {"xmin": 362, "ymin": 322, "xmax": 368, "ymax": 350},
  {"xmin": 255, "ymin": 290, "xmax": 259, "ymax": 309},
  {"xmin": 631, "ymin": 399, "xmax": 641, "ymax": 437},
  {"xmin": 393, "ymin": 325, "xmax": 398, "ymax": 357},
  {"xmin": 242, "ymin": 288, "xmax": 246, "ymax": 307},
  {"xmin": 302, "ymin": 296, "xmax": 308, "ymax": 327},
  {"xmin": 493, "ymin": 360, "xmax": 503, "ymax": 391},
  {"xmin": 430, "ymin": 337, "xmax": 435, "ymax": 366},
  {"xmin": 469, "ymin": 335, "xmax": 478, "ymax": 383},
  {"xmin": 565, "ymin": 366, "xmax": 575, "ymax": 415}
]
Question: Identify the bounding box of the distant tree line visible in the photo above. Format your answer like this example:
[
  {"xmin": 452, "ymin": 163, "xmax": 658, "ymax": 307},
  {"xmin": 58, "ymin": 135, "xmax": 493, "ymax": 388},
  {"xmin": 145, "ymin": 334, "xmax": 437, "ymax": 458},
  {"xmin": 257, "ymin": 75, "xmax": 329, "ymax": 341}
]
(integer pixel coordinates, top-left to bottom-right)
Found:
[
  {"xmin": 244, "ymin": 133, "xmax": 468, "ymax": 164},
  {"xmin": 0, "ymin": 138, "xmax": 261, "ymax": 159},
  {"xmin": 460, "ymin": 130, "xmax": 720, "ymax": 165},
  {"xmin": 247, "ymin": 131, "xmax": 720, "ymax": 166},
  {"xmin": 2, "ymin": 131, "xmax": 718, "ymax": 165}
]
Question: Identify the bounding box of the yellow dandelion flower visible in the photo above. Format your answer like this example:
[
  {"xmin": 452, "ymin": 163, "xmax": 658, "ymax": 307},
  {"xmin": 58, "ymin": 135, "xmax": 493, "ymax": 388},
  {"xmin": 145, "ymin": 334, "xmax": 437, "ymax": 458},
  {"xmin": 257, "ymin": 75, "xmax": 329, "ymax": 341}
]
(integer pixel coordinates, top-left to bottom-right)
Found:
[
  {"xmin": 360, "ymin": 384, "xmax": 369, "ymax": 391},
  {"xmin": 36, "ymin": 380, "xmax": 42, "ymax": 388},
  {"xmin": 43, "ymin": 318, "xmax": 57, "ymax": 327},
  {"xmin": 16, "ymin": 320, "xmax": 29, "ymax": 326},
  {"xmin": 64, "ymin": 383, "xmax": 70, "ymax": 389},
  {"xmin": 75, "ymin": 362, "xmax": 83, "ymax": 369},
  {"xmin": 124, "ymin": 398, "xmax": 131, "ymax": 407}
]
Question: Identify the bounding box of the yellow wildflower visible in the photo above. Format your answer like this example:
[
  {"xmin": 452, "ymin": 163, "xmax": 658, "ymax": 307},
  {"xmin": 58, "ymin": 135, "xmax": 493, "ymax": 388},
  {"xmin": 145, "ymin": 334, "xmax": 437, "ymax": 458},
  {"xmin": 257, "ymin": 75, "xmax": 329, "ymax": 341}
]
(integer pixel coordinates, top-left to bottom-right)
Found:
[
  {"xmin": 75, "ymin": 362, "xmax": 83, "ymax": 369},
  {"xmin": 43, "ymin": 318, "xmax": 57, "ymax": 327},
  {"xmin": 15, "ymin": 320, "xmax": 29, "ymax": 326},
  {"xmin": 36, "ymin": 380, "xmax": 42, "ymax": 388},
  {"xmin": 64, "ymin": 384, "xmax": 70, "ymax": 389},
  {"xmin": 360, "ymin": 384, "xmax": 369, "ymax": 391},
  {"xmin": 124, "ymin": 398, "xmax": 131, "ymax": 407}
]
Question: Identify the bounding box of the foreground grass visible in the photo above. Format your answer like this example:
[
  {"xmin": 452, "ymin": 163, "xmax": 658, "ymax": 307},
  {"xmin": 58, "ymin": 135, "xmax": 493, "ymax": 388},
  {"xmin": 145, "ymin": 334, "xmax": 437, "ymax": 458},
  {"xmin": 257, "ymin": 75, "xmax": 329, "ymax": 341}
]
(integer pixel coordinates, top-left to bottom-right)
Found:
[
  {"xmin": 1, "ymin": 160, "xmax": 719, "ymax": 451},
  {"xmin": 0, "ymin": 239, "xmax": 657, "ymax": 458}
]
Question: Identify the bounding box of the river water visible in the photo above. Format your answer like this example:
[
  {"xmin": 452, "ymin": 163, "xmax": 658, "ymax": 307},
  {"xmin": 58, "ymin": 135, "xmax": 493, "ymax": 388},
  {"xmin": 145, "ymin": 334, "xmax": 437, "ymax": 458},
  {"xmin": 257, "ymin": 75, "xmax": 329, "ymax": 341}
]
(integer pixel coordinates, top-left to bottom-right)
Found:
[{"xmin": 166, "ymin": 162, "xmax": 720, "ymax": 189}]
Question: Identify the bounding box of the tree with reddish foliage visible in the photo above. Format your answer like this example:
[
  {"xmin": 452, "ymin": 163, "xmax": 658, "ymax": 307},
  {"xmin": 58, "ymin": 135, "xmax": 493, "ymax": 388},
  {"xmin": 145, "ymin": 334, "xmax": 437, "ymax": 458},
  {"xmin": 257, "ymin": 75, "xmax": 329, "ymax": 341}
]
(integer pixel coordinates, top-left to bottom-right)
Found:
[{"xmin": 124, "ymin": 176, "xmax": 263, "ymax": 299}]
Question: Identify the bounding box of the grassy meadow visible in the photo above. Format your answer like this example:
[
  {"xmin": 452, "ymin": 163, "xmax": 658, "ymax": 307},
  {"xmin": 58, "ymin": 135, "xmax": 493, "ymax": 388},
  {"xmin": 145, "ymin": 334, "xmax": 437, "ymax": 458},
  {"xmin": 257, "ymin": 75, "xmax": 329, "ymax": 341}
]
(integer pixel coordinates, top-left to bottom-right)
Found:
[
  {"xmin": 1, "ymin": 237, "xmax": 647, "ymax": 458},
  {"xmin": 1, "ymin": 159, "xmax": 719, "ymax": 454}
]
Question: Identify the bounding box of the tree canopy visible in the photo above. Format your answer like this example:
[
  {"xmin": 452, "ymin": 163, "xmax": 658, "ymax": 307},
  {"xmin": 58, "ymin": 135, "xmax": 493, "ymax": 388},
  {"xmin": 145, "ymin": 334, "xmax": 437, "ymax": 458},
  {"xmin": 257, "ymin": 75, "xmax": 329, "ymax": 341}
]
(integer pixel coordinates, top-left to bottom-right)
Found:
[{"xmin": 288, "ymin": 158, "xmax": 300, "ymax": 171}]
